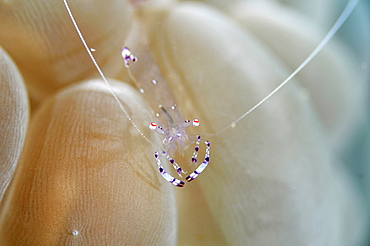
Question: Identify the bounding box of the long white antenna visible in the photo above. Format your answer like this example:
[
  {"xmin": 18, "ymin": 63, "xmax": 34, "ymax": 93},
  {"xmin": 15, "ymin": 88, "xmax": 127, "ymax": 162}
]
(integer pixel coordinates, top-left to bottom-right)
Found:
[
  {"xmin": 210, "ymin": 0, "xmax": 359, "ymax": 137},
  {"xmin": 62, "ymin": 0, "xmax": 155, "ymax": 147}
]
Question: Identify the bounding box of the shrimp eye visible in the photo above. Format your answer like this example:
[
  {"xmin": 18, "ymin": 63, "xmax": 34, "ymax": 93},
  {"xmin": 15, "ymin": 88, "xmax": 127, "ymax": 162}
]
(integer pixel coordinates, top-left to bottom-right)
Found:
[{"xmin": 149, "ymin": 122, "xmax": 157, "ymax": 130}]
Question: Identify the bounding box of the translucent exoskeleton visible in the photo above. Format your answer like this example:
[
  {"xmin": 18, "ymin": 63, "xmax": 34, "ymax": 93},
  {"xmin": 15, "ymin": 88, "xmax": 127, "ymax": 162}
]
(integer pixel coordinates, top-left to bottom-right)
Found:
[
  {"xmin": 122, "ymin": 46, "xmax": 211, "ymax": 187},
  {"xmin": 62, "ymin": 0, "xmax": 361, "ymax": 187}
]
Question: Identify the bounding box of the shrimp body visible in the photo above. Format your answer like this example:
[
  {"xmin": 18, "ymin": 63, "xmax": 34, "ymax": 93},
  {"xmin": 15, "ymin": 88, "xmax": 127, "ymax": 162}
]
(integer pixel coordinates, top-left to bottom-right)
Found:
[{"xmin": 122, "ymin": 45, "xmax": 210, "ymax": 187}]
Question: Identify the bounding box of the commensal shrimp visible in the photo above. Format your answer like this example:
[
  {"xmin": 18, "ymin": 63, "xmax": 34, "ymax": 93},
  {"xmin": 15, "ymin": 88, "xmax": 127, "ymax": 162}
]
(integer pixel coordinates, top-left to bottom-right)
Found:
[
  {"xmin": 63, "ymin": 0, "xmax": 210, "ymax": 187},
  {"xmin": 121, "ymin": 36, "xmax": 211, "ymax": 187},
  {"xmin": 63, "ymin": 0, "xmax": 360, "ymax": 187}
]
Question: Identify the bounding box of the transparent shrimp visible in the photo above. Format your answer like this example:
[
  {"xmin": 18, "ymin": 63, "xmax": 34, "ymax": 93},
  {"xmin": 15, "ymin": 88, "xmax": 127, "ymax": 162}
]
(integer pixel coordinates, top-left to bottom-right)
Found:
[
  {"xmin": 120, "ymin": 16, "xmax": 213, "ymax": 186},
  {"xmin": 63, "ymin": 0, "xmax": 211, "ymax": 187},
  {"xmin": 62, "ymin": 0, "xmax": 360, "ymax": 187}
]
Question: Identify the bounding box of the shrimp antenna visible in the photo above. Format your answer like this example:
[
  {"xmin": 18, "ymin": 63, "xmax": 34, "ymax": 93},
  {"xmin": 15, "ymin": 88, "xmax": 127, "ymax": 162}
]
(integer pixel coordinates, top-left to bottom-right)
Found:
[
  {"xmin": 211, "ymin": 0, "xmax": 360, "ymax": 137},
  {"xmin": 62, "ymin": 0, "xmax": 154, "ymax": 147}
]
